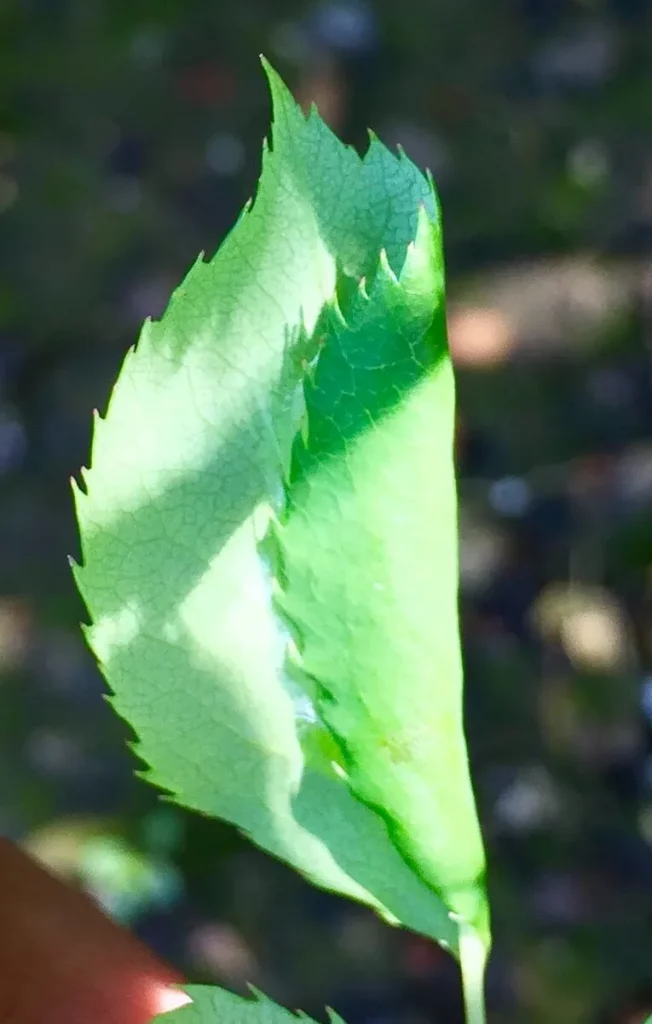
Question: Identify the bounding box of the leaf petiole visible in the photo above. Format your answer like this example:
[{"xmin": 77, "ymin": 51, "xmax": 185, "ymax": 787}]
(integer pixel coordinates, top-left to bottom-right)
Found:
[{"xmin": 458, "ymin": 919, "xmax": 487, "ymax": 1024}]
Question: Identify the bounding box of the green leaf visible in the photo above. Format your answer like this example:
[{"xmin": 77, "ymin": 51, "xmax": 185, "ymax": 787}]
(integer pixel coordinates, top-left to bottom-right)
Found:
[
  {"xmin": 72, "ymin": 61, "xmax": 461, "ymax": 950},
  {"xmin": 153, "ymin": 985, "xmax": 345, "ymax": 1024},
  {"xmin": 278, "ymin": 209, "xmax": 488, "ymax": 943}
]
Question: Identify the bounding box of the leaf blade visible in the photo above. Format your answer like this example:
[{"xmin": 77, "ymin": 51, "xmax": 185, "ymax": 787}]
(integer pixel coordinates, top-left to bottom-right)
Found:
[
  {"xmin": 73, "ymin": 63, "xmax": 459, "ymax": 950},
  {"xmin": 153, "ymin": 985, "xmax": 346, "ymax": 1024}
]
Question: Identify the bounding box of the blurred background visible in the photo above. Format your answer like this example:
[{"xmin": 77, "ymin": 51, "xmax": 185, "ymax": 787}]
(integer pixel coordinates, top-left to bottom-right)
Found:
[{"xmin": 1, "ymin": 0, "xmax": 652, "ymax": 1021}]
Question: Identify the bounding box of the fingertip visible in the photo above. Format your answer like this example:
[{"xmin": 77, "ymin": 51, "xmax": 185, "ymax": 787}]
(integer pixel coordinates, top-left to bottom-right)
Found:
[
  {"xmin": 0, "ymin": 839, "xmax": 191, "ymax": 1024},
  {"xmin": 154, "ymin": 984, "xmax": 194, "ymax": 1015}
]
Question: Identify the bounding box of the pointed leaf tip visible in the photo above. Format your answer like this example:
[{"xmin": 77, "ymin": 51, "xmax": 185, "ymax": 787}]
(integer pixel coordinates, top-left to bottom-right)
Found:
[{"xmin": 261, "ymin": 57, "xmax": 298, "ymax": 120}]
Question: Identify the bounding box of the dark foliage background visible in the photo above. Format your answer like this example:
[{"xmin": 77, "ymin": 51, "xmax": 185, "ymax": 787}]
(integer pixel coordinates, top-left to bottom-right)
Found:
[{"xmin": 2, "ymin": 1, "xmax": 652, "ymax": 1022}]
